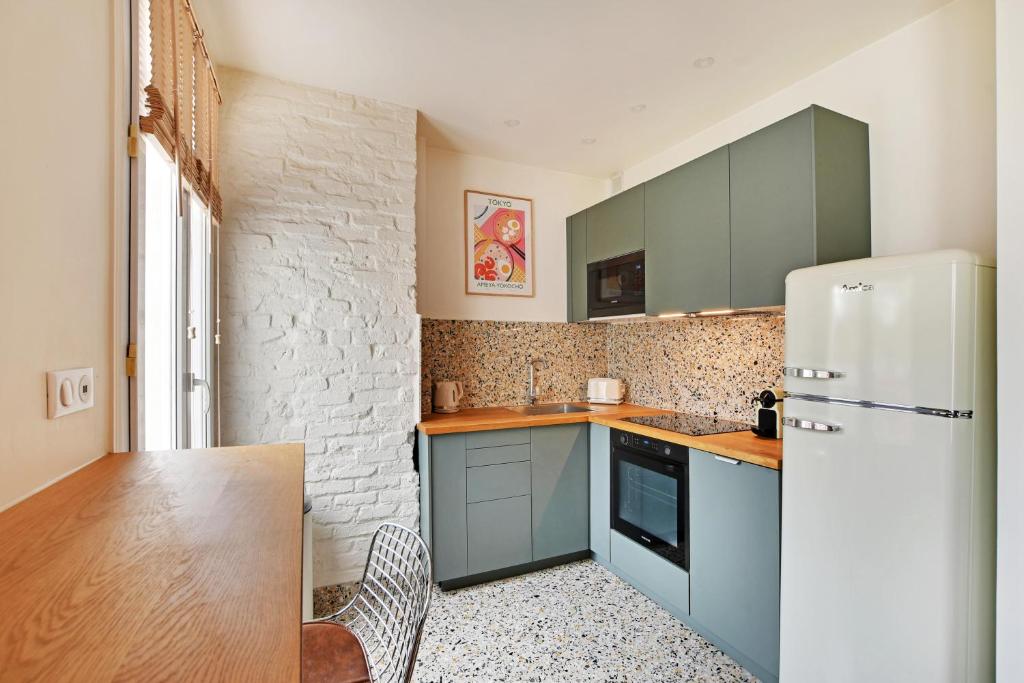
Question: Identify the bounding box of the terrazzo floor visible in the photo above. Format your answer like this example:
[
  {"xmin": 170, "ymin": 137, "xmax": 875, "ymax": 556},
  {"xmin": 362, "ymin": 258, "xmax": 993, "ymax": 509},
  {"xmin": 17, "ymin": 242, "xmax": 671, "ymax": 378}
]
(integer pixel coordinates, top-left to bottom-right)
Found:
[{"xmin": 412, "ymin": 560, "xmax": 759, "ymax": 683}]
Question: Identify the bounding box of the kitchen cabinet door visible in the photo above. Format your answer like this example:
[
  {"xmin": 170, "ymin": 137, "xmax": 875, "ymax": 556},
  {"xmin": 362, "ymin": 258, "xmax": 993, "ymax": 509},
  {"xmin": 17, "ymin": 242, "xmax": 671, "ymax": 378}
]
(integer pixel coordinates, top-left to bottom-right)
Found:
[
  {"xmin": 689, "ymin": 449, "xmax": 781, "ymax": 681},
  {"xmin": 428, "ymin": 433, "xmax": 468, "ymax": 582},
  {"xmin": 589, "ymin": 424, "xmax": 611, "ymax": 561},
  {"xmin": 467, "ymin": 495, "xmax": 533, "ymax": 575},
  {"xmin": 586, "ymin": 184, "xmax": 644, "ymax": 263},
  {"xmin": 567, "ymin": 211, "xmax": 588, "ymax": 322},
  {"xmin": 729, "ymin": 109, "xmax": 815, "ymax": 310},
  {"xmin": 644, "ymin": 146, "xmax": 731, "ymax": 315},
  {"xmin": 730, "ymin": 106, "xmax": 870, "ymax": 309},
  {"xmin": 531, "ymin": 424, "xmax": 589, "ymax": 561}
]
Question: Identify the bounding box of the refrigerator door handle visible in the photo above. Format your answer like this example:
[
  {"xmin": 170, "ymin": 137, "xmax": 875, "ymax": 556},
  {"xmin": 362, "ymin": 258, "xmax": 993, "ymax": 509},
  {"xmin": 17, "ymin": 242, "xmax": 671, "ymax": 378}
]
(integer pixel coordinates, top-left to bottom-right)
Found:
[
  {"xmin": 783, "ymin": 366, "xmax": 845, "ymax": 379},
  {"xmin": 783, "ymin": 416, "xmax": 842, "ymax": 433}
]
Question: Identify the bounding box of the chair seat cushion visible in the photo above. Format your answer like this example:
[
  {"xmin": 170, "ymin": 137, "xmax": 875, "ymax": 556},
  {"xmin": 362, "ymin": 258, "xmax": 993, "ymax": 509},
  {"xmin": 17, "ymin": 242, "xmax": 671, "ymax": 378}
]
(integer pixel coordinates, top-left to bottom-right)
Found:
[{"xmin": 302, "ymin": 622, "xmax": 372, "ymax": 683}]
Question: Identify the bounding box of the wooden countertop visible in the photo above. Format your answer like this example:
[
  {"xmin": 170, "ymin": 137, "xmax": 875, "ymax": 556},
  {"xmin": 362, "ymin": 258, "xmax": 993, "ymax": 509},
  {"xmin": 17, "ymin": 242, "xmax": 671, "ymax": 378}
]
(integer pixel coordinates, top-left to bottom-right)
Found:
[
  {"xmin": 417, "ymin": 403, "xmax": 783, "ymax": 469},
  {"xmin": 0, "ymin": 444, "xmax": 305, "ymax": 682},
  {"xmin": 416, "ymin": 402, "xmax": 665, "ymax": 434}
]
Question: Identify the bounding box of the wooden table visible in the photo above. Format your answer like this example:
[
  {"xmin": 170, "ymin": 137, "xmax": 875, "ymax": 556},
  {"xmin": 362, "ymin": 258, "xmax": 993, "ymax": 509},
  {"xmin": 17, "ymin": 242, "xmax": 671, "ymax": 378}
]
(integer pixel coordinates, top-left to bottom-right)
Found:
[{"xmin": 0, "ymin": 444, "xmax": 305, "ymax": 682}]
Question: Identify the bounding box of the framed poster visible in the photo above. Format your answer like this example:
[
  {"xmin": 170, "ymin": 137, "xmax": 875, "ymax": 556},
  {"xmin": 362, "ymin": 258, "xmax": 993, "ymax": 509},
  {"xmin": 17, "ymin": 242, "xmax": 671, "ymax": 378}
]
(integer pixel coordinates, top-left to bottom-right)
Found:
[{"xmin": 465, "ymin": 190, "xmax": 534, "ymax": 297}]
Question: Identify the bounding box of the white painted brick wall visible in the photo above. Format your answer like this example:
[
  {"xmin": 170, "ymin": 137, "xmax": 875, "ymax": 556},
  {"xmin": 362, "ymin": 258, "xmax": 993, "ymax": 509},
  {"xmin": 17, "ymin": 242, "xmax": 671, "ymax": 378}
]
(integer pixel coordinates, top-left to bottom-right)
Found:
[{"xmin": 217, "ymin": 67, "xmax": 420, "ymax": 586}]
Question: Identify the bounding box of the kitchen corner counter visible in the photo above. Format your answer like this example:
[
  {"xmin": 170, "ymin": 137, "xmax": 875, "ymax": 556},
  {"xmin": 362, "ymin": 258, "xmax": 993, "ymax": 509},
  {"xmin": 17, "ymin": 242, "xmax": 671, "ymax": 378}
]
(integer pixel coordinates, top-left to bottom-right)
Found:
[
  {"xmin": 417, "ymin": 403, "xmax": 783, "ymax": 469},
  {"xmin": 416, "ymin": 402, "xmax": 664, "ymax": 435}
]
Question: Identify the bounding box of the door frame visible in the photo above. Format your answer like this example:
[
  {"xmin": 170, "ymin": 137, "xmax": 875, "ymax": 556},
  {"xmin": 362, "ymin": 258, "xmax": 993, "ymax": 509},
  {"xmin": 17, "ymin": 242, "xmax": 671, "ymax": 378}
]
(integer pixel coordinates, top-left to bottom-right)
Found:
[{"xmin": 113, "ymin": 0, "xmax": 132, "ymax": 453}]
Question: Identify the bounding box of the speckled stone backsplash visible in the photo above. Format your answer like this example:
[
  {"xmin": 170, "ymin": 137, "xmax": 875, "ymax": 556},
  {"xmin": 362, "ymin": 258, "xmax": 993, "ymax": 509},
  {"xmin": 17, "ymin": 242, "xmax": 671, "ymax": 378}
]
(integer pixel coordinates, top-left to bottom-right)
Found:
[
  {"xmin": 421, "ymin": 319, "xmax": 607, "ymax": 411},
  {"xmin": 420, "ymin": 315, "xmax": 784, "ymax": 421},
  {"xmin": 607, "ymin": 315, "xmax": 785, "ymax": 422}
]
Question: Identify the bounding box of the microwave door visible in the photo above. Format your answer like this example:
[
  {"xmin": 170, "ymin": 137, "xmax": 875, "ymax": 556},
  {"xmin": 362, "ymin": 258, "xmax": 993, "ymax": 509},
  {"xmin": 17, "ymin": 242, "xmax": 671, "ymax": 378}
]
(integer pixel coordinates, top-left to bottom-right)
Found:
[{"xmin": 587, "ymin": 250, "xmax": 645, "ymax": 318}]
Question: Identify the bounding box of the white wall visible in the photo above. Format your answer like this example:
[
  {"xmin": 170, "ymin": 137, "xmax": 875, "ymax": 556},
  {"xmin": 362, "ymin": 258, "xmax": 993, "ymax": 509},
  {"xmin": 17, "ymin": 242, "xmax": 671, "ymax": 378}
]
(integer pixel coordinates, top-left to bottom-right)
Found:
[
  {"xmin": 996, "ymin": 0, "xmax": 1023, "ymax": 678},
  {"xmin": 217, "ymin": 68, "xmax": 420, "ymax": 586},
  {"xmin": 417, "ymin": 147, "xmax": 607, "ymax": 322},
  {"xmin": 0, "ymin": 1, "xmax": 114, "ymax": 509},
  {"xmin": 619, "ymin": 0, "xmax": 996, "ymax": 260}
]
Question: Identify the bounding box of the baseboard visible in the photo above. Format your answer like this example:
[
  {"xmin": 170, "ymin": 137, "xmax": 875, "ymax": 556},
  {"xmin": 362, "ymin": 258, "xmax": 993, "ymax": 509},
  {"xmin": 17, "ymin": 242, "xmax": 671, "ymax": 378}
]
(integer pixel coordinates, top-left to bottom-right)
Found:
[{"xmin": 438, "ymin": 550, "xmax": 590, "ymax": 591}]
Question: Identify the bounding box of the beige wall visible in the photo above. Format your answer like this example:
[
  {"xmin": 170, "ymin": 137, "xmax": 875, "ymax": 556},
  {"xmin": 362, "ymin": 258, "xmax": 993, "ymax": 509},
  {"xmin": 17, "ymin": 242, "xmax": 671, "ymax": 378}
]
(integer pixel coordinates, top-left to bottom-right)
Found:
[
  {"xmin": 0, "ymin": 1, "xmax": 114, "ymax": 509},
  {"xmin": 996, "ymin": 0, "xmax": 1023, "ymax": 676},
  {"xmin": 618, "ymin": 0, "xmax": 996, "ymax": 259},
  {"xmin": 417, "ymin": 147, "xmax": 607, "ymax": 322}
]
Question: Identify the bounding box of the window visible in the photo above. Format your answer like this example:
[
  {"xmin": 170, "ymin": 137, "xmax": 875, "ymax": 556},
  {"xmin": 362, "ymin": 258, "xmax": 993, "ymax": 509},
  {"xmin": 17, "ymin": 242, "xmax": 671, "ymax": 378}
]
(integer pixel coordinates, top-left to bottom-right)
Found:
[{"xmin": 130, "ymin": 0, "xmax": 222, "ymax": 450}]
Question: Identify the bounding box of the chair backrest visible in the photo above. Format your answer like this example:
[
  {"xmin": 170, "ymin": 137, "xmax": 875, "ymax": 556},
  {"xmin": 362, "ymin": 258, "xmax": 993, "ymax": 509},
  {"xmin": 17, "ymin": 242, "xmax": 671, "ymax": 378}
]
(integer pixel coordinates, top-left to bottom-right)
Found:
[{"xmin": 344, "ymin": 523, "xmax": 432, "ymax": 683}]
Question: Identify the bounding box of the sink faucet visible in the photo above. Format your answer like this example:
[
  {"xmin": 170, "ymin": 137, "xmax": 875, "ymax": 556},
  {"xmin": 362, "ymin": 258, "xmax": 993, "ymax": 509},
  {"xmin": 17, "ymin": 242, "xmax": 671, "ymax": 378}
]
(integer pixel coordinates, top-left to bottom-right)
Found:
[{"xmin": 527, "ymin": 358, "xmax": 549, "ymax": 405}]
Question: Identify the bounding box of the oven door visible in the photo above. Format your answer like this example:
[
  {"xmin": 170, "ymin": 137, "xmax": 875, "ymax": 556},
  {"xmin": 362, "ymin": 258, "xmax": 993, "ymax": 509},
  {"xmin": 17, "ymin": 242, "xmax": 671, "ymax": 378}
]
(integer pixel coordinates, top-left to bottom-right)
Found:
[
  {"xmin": 587, "ymin": 250, "xmax": 645, "ymax": 318},
  {"xmin": 611, "ymin": 445, "xmax": 688, "ymax": 570}
]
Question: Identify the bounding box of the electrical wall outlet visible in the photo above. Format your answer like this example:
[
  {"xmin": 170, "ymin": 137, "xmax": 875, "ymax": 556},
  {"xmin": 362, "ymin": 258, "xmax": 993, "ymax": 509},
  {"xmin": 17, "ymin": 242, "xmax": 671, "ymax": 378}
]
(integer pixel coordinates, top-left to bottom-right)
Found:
[{"xmin": 47, "ymin": 368, "xmax": 94, "ymax": 419}]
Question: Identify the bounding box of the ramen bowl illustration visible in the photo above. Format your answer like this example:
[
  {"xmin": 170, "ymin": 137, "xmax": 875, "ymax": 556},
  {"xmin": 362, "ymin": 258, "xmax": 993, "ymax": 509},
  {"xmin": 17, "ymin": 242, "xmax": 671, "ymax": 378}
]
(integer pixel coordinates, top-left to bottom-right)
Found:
[{"xmin": 473, "ymin": 240, "xmax": 514, "ymax": 281}]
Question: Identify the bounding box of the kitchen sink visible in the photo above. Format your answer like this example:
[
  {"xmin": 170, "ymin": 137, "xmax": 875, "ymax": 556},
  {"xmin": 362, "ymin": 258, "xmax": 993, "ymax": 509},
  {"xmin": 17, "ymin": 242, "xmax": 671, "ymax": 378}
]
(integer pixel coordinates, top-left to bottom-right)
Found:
[{"xmin": 507, "ymin": 403, "xmax": 596, "ymax": 415}]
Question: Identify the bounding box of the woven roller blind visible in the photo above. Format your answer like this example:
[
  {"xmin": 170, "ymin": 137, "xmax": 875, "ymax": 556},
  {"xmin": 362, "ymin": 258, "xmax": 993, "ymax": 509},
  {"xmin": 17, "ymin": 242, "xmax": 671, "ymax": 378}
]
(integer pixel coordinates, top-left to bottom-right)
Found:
[{"xmin": 140, "ymin": 0, "xmax": 223, "ymax": 221}]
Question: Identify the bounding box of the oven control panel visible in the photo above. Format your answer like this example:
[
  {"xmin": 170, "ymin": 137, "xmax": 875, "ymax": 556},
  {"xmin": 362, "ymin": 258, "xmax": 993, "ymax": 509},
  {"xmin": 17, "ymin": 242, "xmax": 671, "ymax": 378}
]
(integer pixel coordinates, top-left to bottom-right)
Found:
[{"xmin": 612, "ymin": 429, "xmax": 687, "ymax": 462}]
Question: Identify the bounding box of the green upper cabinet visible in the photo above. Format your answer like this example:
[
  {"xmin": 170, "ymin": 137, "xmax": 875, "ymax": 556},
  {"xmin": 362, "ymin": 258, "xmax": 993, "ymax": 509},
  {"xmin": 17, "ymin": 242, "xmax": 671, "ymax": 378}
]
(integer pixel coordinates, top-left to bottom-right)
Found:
[
  {"xmin": 563, "ymin": 105, "xmax": 869, "ymax": 316},
  {"xmin": 586, "ymin": 184, "xmax": 644, "ymax": 263},
  {"xmin": 566, "ymin": 211, "xmax": 588, "ymax": 322},
  {"xmin": 729, "ymin": 105, "xmax": 870, "ymax": 309},
  {"xmin": 644, "ymin": 146, "xmax": 731, "ymax": 315}
]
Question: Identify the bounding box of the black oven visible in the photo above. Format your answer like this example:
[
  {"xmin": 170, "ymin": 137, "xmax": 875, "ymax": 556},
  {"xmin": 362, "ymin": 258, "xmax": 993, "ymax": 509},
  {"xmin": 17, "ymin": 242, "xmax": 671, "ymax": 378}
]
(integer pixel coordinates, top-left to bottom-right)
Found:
[
  {"xmin": 610, "ymin": 428, "xmax": 689, "ymax": 571},
  {"xmin": 587, "ymin": 250, "xmax": 645, "ymax": 318}
]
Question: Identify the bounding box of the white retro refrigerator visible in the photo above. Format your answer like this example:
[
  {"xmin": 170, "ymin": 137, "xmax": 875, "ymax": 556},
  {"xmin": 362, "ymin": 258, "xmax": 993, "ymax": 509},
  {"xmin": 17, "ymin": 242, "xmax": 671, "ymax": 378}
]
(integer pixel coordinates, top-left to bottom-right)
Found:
[{"xmin": 779, "ymin": 250, "xmax": 995, "ymax": 682}]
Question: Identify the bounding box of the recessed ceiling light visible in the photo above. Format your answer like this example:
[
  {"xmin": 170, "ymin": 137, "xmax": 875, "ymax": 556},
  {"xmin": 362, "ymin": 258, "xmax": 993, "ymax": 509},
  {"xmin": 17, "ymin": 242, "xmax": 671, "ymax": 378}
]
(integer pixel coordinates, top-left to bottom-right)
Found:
[
  {"xmin": 504, "ymin": 119, "xmax": 520, "ymax": 128},
  {"xmin": 581, "ymin": 137, "xmax": 597, "ymax": 145},
  {"xmin": 693, "ymin": 56, "xmax": 716, "ymax": 69},
  {"xmin": 629, "ymin": 104, "xmax": 647, "ymax": 113}
]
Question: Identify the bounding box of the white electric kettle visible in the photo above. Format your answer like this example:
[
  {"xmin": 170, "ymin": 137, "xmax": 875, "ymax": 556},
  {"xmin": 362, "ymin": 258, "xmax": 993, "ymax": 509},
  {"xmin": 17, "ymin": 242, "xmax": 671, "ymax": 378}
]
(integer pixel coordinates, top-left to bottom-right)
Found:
[{"xmin": 433, "ymin": 381, "xmax": 464, "ymax": 414}]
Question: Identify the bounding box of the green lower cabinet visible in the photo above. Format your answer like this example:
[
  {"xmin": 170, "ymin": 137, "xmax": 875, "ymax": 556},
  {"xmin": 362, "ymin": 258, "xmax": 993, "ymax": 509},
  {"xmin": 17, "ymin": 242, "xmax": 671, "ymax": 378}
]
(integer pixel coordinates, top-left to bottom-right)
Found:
[
  {"xmin": 421, "ymin": 425, "xmax": 590, "ymax": 587},
  {"xmin": 588, "ymin": 424, "xmax": 611, "ymax": 561},
  {"xmin": 467, "ymin": 495, "xmax": 533, "ymax": 575},
  {"xmin": 689, "ymin": 449, "xmax": 781, "ymax": 683},
  {"xmin": 531, "ymin": 424, "xmax": 589, "ymax": 561},
  {"xmin": 426, "ymin": 433, "xmax": 468, "ymax": 583}
]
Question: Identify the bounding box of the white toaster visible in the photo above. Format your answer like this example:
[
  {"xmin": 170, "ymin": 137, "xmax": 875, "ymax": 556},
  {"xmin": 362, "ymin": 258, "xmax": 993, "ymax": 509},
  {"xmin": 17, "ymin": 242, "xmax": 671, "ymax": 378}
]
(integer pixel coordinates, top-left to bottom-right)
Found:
[{"xmin": 588, "ymin": 378, "xmax": 625, "ymax": 405}]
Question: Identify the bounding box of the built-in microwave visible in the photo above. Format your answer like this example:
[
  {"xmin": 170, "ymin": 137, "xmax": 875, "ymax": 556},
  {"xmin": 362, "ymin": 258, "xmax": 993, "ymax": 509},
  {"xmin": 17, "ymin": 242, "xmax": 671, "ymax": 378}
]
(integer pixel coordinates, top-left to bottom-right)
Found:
[{"xmin": 587, "ymin": 250, "xmax": 645, "ymax": 319}]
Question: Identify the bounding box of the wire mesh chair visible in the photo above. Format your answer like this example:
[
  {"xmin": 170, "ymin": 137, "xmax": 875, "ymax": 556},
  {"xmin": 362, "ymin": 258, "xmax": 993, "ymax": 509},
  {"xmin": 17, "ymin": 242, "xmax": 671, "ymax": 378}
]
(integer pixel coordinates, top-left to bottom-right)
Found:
[{"xmin": 308, "ymin": 523, "xmax": 433, "ymax": 683}]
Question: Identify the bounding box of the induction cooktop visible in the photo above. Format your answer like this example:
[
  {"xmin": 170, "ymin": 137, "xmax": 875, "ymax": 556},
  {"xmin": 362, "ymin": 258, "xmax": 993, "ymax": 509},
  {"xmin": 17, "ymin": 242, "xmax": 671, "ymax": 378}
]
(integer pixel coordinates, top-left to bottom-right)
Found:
[{"xmin": 621, "ymin": 412, "xmax": 750, "ymax": 437}]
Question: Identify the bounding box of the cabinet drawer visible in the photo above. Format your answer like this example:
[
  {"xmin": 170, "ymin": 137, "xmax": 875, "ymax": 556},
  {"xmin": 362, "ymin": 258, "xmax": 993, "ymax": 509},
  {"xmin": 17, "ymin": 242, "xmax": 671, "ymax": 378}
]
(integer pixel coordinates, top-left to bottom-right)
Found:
[
  {"xmin": 466, "ymin": 428, "xmax": 530, "ymax": 449},
  {"xmin": 467, "ymin": 461, "xmax": 531, "ymax": 503},
  {"xmin": 467, "ymin": 496, "xmax": 533, "ymax": 575},
  {"xmin": 466, "ymin": 443, "xmax": 530, "ymax": 468}
]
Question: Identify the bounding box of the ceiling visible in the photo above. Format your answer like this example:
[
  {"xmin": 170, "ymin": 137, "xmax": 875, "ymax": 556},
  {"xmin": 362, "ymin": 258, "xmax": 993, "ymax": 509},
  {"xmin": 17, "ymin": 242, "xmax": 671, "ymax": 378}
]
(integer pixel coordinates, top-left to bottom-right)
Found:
[{"xmin": 195, "ymin": 0, "xmax": 950, "ymax": 178}]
